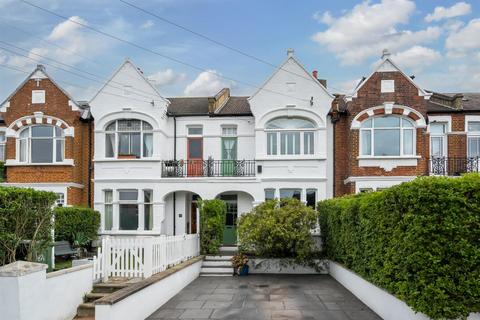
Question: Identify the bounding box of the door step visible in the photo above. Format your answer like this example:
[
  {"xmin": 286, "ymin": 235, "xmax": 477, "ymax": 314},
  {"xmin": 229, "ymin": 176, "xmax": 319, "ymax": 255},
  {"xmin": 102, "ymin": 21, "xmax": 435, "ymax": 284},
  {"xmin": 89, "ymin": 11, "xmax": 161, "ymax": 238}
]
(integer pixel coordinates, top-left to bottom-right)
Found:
[{"xmin": 201, "ymin": 254, "xmax": 234, "ymax": 276}]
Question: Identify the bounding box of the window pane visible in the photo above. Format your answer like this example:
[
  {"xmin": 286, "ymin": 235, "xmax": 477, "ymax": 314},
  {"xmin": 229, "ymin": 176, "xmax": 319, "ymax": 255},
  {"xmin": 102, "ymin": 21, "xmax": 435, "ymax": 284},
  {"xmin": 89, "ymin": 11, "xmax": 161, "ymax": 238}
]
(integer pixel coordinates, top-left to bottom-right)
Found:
[
  {"xmin": 19, "ymin": 139, "xmax": 27, "ymax": 162},
  {"xmin": 118, "ymin": 133, "xmax": 130, "ymax": 155},
  {"xmin": 32, "ymin": 126, "xmax": 53, "ymax": 137},
  {"xmin": 267, "ymin": 133, "xmax": 277, "ymax": 155},
  {"xmin": 106, "ymin": 133, "xmax": 115, "ymax": 157},
  {"xmin": 265, "ymin": 189, "xmax": 275, "ymax": 200},
  {"xmin": 56, "ymin": 139, "xmax": 64, "ymax": 162},
  {"xmin": 118, "ymin": 120, "xmax": 141, "ymax": 131},
  {"xmin": 280, "ymin": 133, "xmax": 286, "ymax": 155},
  {"xmin": 0, "ymin": 145, "xmax": 4, "ymax": 161},
  {"xmin": 144, "ymin": 204, "xmax": 153, "ymax": 230},
  {"xmin": 188, "ymin": 127, "xmax": 203, "ymax": 135},
  {"xmin": 119, "ymin": 204, "xmax": 138, "ymax": 230},
  {"xmin": 374, "ymin": 129, "xmax": 400, "ymax": 156},
  {"xmin": 188, "ymin": 139, "xmax": 202, "ymax": 158},
  {"xmin": 306, "ymin": 189, "xmax": 316, "ymax": 208},
  {"xmin": 55, "ymin": 127, "xmax": 63, "ymax": 137},
  {"xmin": 468, "ymin": 121, "xmax": 480, "ymax": 132},
  {"xmin": 361, "ymin": 130, "xmax": 371, "ymax": 155},
  {"xmin": 222, "ymin": 127, "xmax": 237, "ymax": 136},
  {"xmin": 31, "ymin": 139, "xmax": 53, "ymax": 163},
  {"xmin": 266, "ymin": 117, "xmax": 315, "ymax": 129},
  {"xmin": 142, "ymin": 121, "xmax": 153, "ymax": 131},
  {"xmin": 0, "ymin": 132, "xmax": 5, "ymax": 142},
  {"xmin": 280, "ymin": 188, "xmax": 301, "ymax": 200},
  {"xmin": 304, "ymin": 132, "xmax": 314, "ymax": 155},
  {"xmin": 402, "ymin": 119, "xmax": 414, "ymax": 128},
  {"xmin": 105, "ymin": 190, "xmax": 113, "ymax": 203},
  {"xmin": 431, "ymin": 137, "xmax": 443, "ymax": 157},
  {"xmin": 361, "ymin": 119, "xmax": 372, "ymax": 128},
  {"xmin": 293, "ymin": 132, "xmax": 300, "ymax": 154},
  {"xmin": 106, "ymin": 122, "xmax": 116, "ymax": 131},
  {"xmin": 143, "ymin": 133, "xmax": 153, "ymax": 157},
  {"xmin": 430, "ymin": 122, "xmax": 446, "ymax": 134},
  {"xmin": 144, "ymin": 190, "xmax": 152, "ymax": 203},
  {"xmin": 119, "ymin": 190, "xmax": 137, "ymax": 201},
  {"xmin": 403, "ymin": 129, "xmax": 414, "ymax": 155},
  {"xmin": 20, "ymin": 129, "xmax": 29, "ymax": 138},
  {"xmin": 374, "ymin": 117, "xmax": 400, "ymax": 128},
  {"xmin": 130, "ymin": 133, "xmax": 141, "ymax": 157},
  {"xmin": 468, "ymin": 137, "xmax": 480, "ymax": 157}
]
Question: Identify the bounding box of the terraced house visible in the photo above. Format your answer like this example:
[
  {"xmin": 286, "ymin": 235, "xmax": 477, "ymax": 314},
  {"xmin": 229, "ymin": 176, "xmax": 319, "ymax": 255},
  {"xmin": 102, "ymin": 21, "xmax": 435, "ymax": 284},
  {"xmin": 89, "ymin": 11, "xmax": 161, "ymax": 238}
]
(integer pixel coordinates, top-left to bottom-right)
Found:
[{"xmin": 0, "ymin": 64, "xmax": 93, "ymax": 207}]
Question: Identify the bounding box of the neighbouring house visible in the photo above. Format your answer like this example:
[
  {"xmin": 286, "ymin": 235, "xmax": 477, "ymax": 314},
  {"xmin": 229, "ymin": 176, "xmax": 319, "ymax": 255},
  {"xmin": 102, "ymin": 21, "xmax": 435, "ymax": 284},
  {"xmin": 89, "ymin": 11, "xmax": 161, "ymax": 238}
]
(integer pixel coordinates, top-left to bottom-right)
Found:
[
  {"xmin": 88, "ymin": 49, "xmax": 334, "ymax": 243},
  {"xmin": 0, "ymin": 65, "xmax": 93, "ymax": 207},
  {"xmin": 331, "ymin": 49, "xmax": 480, "ymax": 196}
]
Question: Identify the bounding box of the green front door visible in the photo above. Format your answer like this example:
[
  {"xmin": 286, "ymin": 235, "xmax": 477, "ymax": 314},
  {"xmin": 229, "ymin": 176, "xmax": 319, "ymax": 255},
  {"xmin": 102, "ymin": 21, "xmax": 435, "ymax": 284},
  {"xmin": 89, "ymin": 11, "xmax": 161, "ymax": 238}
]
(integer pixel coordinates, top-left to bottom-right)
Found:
[
  {"xmin": 221, "ymin": 194, "xmax": 238, "ymax": 245},
  {"xmin": 221, "ymin": 137, "xmax": 237, "ymax": 176}
]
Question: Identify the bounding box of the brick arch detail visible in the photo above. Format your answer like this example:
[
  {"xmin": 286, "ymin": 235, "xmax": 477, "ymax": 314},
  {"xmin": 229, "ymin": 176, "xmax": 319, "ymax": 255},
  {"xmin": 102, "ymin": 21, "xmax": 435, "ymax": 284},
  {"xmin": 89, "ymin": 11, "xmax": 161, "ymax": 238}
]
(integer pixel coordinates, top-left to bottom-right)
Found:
[
  {"xmin": 6, "ymin": 112, "xmax": 74, "ymax": 137},
  {"xmin": 350, "ymin": 104, "xmax": 426, "ymax": 129}
]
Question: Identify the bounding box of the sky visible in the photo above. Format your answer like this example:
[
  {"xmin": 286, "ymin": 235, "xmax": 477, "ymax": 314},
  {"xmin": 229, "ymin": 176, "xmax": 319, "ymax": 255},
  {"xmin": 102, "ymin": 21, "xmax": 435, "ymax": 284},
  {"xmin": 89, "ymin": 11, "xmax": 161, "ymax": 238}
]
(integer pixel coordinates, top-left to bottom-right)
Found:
[{"xmin": 0, "ymin": 0, "xmax": 479, "ymax": 101}]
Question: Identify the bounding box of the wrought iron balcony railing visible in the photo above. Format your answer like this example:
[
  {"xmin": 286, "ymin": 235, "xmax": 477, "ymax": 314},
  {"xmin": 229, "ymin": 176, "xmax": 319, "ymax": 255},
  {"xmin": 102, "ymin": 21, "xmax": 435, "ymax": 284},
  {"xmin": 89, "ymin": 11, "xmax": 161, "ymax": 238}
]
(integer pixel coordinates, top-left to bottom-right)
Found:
[
  {"xmin": 429, "ymin": 157, "xmax": 480, "ymax": 176},
  {"xmin": 161, "ymin": 159, "xmax": 256, "ymax": 178}
]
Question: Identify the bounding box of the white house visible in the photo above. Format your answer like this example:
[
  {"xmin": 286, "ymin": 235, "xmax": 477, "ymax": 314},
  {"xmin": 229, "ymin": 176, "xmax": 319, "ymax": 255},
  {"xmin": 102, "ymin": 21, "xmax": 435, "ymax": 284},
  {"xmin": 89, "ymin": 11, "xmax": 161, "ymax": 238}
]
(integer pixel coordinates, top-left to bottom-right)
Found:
[{"xmin": 89, "ymin": 49, "xmax": 334, "ymax": 244}]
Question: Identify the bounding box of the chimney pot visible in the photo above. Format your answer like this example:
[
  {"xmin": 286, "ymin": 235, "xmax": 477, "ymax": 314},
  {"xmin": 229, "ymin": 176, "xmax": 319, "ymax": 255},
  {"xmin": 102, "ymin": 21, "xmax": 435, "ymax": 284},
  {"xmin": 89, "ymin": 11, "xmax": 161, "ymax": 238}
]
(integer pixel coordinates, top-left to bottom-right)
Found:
[
  {"xmin": 287, "ymin": 48, "xmax": 294, "ymax": 57},
  {"xmin": 381, "ymin": 48, "xmax": 391, "ymax": 60}
]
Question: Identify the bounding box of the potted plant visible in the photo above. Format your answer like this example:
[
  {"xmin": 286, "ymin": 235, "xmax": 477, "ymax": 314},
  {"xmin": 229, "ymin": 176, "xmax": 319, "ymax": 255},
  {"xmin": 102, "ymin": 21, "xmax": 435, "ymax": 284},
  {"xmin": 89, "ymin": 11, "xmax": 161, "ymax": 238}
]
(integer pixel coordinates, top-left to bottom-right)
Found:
[{"xmin": 231, "ymin": 252, "xmax": 249, "ymax": 276}]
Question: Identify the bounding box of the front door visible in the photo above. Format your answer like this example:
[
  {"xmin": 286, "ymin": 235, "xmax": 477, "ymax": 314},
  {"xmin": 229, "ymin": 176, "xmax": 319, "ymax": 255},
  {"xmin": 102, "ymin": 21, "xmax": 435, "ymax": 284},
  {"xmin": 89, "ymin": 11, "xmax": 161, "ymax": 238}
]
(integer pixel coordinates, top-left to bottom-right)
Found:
[
  {"xmin": 187, "ymin": 137, "xmax": 203, "ymax": 176},
  {"xmin": 221, "ymin": 137, "xmax": 237, "ymax": 176},
  {"xmin": 221, "ymin": 194, "xmax": 238, "ymax": 245}
]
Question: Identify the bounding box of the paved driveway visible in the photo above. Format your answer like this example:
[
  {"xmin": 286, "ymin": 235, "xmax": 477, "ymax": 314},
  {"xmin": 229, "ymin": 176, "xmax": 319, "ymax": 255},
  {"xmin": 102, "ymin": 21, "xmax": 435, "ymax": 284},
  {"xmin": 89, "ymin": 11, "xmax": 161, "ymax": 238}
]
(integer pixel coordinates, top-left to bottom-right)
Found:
[{"xmin": 147, "ymin": 274, "xmax": 381, "ymax": 320}]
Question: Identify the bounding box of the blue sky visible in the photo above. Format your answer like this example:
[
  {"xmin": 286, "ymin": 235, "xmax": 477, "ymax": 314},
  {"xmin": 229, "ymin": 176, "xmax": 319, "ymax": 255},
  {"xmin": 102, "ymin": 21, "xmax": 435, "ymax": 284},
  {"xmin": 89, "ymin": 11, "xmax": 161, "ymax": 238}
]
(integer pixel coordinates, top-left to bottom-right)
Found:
[{"xmin": 0, "ymin": 0, "xmax": 479, "ymax": 101}]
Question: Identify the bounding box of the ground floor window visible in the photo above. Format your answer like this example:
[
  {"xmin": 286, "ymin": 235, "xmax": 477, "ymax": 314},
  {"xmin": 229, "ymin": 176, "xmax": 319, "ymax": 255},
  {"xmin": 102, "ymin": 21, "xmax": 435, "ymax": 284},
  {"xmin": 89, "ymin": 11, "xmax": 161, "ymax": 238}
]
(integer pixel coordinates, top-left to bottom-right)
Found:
[
  {"xmin": 279, "ymin": 188, "xmax": 301, "ymax": 201},
  {"xmin": 104, "ymin": 190, "xmax": 113, "ymax": 230},
  {"xmin": 144, "ymin": 190, "xmax": 153, "ymax": 231},
  {"xmin": 119, "ymin": 189, "xmax": 139, "ymax": 230},
  {"xmin": 55, "ymin": 193, "xmax": 65, "ymax": 207},
  {"xmin": 306, "ymin": 189, "xmax": 317, "ymax": 208},
  {"xmin": 264, "ymin": 189, "xmax": 275, "ymax": 200}
]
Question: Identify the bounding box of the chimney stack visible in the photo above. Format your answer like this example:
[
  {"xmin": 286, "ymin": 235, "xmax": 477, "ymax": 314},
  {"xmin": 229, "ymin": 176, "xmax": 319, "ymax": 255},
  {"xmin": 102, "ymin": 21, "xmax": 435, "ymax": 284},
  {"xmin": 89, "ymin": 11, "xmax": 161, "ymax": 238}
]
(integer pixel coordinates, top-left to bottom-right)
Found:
[
  {"xmin": 287, "ymin": 48, "xmax": 294, "ymax": 58},
  {"xmin": 208, "ymin": 88, "xmax": 230, "ymax": 113},
  {"xmin": 312, "ymin": 70, "xmax": 327, "ymax": 88},
  {"xmin": 312, "ymin": 70, "xmax": 318, "ymax": 79}
]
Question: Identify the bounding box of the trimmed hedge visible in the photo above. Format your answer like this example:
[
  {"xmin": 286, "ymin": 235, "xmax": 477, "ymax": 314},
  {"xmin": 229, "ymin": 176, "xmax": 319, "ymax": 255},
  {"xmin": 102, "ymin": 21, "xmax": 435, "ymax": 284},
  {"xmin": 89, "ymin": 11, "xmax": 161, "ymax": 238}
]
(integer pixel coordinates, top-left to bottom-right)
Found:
[
  {"xmin": 54, "ymin": 207, "xmax": 100, "ymax": 244},
  {"xmin": 238, "ymin": 199, "xmax": 319, "ymax": 265},
  {"xmin": 0, "ymin": 187, "xmax": 57, "ymax": 265},
  {"xmin": 199, "ymin": 199, "xmax": 226, "ymax": 255},
  {"xmin": 318, "ymin": 174, "xmax": 480, "ymax": 320}
]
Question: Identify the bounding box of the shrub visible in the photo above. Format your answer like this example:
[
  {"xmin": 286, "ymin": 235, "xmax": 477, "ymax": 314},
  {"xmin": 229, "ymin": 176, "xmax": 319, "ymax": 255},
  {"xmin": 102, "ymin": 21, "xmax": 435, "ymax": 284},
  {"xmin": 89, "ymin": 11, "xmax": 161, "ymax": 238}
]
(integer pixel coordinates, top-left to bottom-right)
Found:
[
  {"xmin": 238, "ymin": 199, "xmax": 319, "ymax": 265},
  {"xmin": 54, "ymin": 207, "xmax": 100, "ymax": 245},
  {"xmin": 0, "ymin": 187, "xmax": 57, "ymax": 265},
  {"xmin": 199, "ymin": 199, "xmax": 226, "ymax": 255},
  {"xmin": 0, "ymin": 161, "xmax": 5, "ymax": 182},
  {"xmin": 318, "ymin": 174, "xmax": 480, "ymax": 320}
]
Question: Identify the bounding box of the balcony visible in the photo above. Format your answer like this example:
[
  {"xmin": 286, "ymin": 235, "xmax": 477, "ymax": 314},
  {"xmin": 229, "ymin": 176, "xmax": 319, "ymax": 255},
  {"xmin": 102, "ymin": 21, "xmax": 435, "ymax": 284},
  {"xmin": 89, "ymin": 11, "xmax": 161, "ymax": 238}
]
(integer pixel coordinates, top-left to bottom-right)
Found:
[
  {"xmin": 161, "ymin": 159, "xmax": 256, "ymax": 178},
  {"xmin": 429, "ymin": 157, "xmax": 480, "ymax": 176}
]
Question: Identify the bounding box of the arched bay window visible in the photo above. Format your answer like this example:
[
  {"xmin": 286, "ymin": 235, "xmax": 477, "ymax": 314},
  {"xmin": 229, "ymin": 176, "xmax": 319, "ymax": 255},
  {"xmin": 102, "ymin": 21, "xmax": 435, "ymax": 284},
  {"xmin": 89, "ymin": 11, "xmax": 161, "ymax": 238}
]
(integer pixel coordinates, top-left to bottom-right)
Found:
[
  {"xmin": 18, "ymin": 125, "xmax": 64, "ymax": 163},
  {"xmin": 266, "ymin": 117, "xmax": 315, "ymax": 155},
  {"xmin": 360, "ymin": 116, "xmax": 415, "ymax": 156},
  {"xmin": 105, "ymin": 119, "xmax": 153, "ymax": 158}
]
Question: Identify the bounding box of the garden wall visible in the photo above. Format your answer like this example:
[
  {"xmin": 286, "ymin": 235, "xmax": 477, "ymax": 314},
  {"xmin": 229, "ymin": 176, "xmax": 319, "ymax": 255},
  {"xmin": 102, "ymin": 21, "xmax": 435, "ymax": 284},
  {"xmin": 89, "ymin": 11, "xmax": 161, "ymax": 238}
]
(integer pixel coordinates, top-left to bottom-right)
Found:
[
  {"xmin": 0, "ymin": 261, "xmax": 93, "ymax": 320},
  {"xmin": 318, "ymin": 174, "xmax": 480, "ymax": 320}
]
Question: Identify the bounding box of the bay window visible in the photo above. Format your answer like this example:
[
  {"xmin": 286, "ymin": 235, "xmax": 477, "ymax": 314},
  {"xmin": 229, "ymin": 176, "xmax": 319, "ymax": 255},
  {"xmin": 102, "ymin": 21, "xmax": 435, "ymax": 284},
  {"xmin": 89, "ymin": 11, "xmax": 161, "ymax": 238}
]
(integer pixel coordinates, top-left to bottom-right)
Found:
[
  {"xmin": 266, "ymin": 117, "xmax": 316, "ymax": 156},
  {"xmin": 360, "ymin": 116, "xmax": 415, "ymax": 157},
  {"xmin": 105, "ymin": 119, "xmax": 153, "ymax": 158},
  {"xmin": 18, "ymin": 125, "xmax": 64, "ymax": 163},
  {"xmin": 467, "ymin": 121, "xmax": 480, "ymax": 157}
]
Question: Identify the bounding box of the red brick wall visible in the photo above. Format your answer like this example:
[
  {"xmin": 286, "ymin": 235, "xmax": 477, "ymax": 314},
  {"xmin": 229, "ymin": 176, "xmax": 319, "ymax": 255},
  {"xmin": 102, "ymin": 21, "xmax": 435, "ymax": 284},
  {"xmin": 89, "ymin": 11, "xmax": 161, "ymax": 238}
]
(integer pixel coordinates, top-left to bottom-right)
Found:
[{"xmin": 1, "ymin": 77, "xmax": 92, "ymax": 206}]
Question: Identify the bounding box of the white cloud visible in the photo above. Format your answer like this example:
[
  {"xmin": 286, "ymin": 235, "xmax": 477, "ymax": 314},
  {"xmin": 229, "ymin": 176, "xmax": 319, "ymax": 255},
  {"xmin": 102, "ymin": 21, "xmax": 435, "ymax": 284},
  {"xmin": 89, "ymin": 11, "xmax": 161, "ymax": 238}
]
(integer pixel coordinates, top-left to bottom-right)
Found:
[
  {"xmin": 387, "ymin": 46, "xmax": 441, "ymax": 71},
  {"xmin": 148, "ymin": 68, "xmax": 186, "ymax": 87},
  {"xmin": 313, "ymin": 11, "xmax": 334, "ymax": 25},
  {"xmin": 184, "ymin": 70, "xmax": 232, "ymax": 96},
  {"xmin": 446, "ymin": 18, "xmax": 480, "ymax": 57},
  {"xmin": 311, "ymin": 0, "xmax": 441, "ymax": 65},
  {"xmin": 140, "ymin": 20, "xmax": 154, "ymax": 29},
  {"xmin": 425, "ymin": 2, "xmax": 471, "ymax": 22},
  {"xmin": 336, "ymin": 78, "xmax": 363, "ymax": 94}
]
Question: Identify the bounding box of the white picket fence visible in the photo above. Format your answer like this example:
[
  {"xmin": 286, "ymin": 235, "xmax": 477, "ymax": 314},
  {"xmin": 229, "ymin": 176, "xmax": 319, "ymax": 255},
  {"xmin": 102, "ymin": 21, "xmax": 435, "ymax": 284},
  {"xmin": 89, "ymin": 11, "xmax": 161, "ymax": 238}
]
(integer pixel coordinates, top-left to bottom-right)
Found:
[{"xmin": 92, "ymin": 234, "xmax": 200, "ymax": 282}]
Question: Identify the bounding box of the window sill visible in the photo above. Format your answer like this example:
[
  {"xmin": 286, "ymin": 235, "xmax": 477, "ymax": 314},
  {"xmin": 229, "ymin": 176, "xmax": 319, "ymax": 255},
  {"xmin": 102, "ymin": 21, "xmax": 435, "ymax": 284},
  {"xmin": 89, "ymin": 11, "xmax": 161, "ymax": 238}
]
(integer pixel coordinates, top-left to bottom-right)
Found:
[
  {"xmin": 94, "ymin": 158, "xmax": 161, "ymax": 162},
  {"xmin": 5, "ymin": 159, "xmax": 74, "ymax": 166},
  {"xmin": 358, "ymin": 157, "xmax": 419, "ymax": 172},
  {"xmin": 357, "ymin": 155, "xmax": 421, "ymax": 160},
  {"xmin": 257, "ymin": 155, "xmax": 327, "ymax": 161}
]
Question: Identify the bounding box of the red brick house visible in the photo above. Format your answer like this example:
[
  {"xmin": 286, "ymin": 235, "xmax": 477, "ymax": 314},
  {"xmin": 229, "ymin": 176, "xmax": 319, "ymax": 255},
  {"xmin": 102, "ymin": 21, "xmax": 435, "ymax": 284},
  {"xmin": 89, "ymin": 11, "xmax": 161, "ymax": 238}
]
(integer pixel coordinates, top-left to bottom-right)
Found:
[
  {"xmin": 331, "ymin": 50, "xmax": 480, "ymax": 196},
  {"xmin": 0, "ymin": 65, "xmax": 93, "ymax": 206}
]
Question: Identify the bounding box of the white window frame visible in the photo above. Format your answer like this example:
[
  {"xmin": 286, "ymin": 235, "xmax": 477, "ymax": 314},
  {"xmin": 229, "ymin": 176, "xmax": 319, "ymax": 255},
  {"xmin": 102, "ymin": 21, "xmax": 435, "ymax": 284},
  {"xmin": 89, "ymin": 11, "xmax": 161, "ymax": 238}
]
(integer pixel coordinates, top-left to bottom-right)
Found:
[
  {"xmin": 429, "ymin": 122, "xmax": 448, "ymax": 158},
  {"xmin": 187, "ymin": 125, "xmax": 203, "ymax": 137},
  {"xmin": 104, "ymin": 190, "xmax": 113, "ymax": 231},
  {"xmin": 0, "ymin": 129, "xmax": 6, "ymax": 162},
  {"xmin": 221, "ymin": 125, "xmax": 237, "ymax": 137},
  {"xmin": 55, "ymin": 193, "xmax": 65, "ymax": 207},
  {"xmin": 32, "ymin": 90, "xmax": 45, "ymax": 104},
  {"xmin": 105, "ymin": 119, "xmax": 153, "ymax": 159},
  {"xmin": 359, "ymin": 116, "xmax": 416, "ymax": 158},
  {"xmin": 118, "ymin": 189, "xmax": 139, "ymax": 231},
  {"xmin": 265, "ymin": 117, "xmax": 316, "ymax": 156},
  {"xmin": 467, "ymin": 120, "xmax": 480, "ymax": 157},
  {"xmin": 17, "ymin": 125, "xmax": 65, "ymax": 164}
]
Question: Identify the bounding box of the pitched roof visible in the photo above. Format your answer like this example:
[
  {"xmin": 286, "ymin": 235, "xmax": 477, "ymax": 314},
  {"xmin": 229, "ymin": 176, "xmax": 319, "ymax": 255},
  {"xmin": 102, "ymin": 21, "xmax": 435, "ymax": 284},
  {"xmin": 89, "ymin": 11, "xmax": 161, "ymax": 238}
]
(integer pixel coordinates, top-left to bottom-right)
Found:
[
  {"xmin": 167, "ymin": 96, "xmax": 252, "ymax": 116},
  {"xmin": 426, "ymin": 92, "xmax": 480, "ymax": 113}
]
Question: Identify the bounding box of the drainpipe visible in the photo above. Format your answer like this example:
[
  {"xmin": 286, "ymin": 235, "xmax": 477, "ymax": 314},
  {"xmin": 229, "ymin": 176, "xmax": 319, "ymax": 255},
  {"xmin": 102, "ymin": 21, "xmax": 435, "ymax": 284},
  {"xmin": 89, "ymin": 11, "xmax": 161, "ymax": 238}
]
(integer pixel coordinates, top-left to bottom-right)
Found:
[
  {"xmin": 173, "ymin": 115, "xmax": 177, "ymax": 235},
  {"xmin": 88, "ymin": 118, "xmax": 93, "ymax": 208}
]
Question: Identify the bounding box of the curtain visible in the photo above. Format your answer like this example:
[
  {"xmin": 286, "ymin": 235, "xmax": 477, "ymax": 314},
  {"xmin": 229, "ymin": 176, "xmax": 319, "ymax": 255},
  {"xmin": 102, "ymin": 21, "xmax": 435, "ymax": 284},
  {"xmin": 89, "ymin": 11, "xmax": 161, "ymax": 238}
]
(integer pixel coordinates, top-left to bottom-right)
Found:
[{"xmin": 143, "ymin": 133, "xmax": 153, "ymax": 157}]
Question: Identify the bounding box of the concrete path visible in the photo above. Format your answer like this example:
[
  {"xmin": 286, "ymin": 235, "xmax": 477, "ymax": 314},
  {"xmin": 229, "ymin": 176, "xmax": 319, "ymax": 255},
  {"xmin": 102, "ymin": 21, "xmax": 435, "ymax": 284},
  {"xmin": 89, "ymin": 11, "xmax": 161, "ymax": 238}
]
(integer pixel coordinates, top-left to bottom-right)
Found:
[{"xmin": 147, "ymin": 274, "xmax": 381, "ymax": 320}]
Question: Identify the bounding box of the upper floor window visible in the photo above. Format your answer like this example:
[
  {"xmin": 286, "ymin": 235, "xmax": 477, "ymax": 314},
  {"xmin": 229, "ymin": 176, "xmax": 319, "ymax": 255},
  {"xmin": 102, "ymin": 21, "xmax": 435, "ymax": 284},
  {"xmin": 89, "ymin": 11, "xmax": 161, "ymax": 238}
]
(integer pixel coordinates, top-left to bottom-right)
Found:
[
  {"xmin": 360, "ymin": 116, "xmax": 415, "ymax": 157},
  {"xmin": 467, "ymin": 121, "xmax": 480, "ymax": 157},
  {"xmin": 265, "ymin": 117, "xmax": 315, "ymax": 156},
  {"xmin": 32, "ymin": 90, "xmax": 45, "ymax": 104},
  {"xmin": 187, "ymin": 126, "xmax": 203, "ymax": 136},
  {"xmin": 18, "ymin": 125, "xmax": 64, "ymax": 163},
  {"xmin": 430, "ymin": 122, "xmax": 447, "ymax": 158},
  {"xmin": 105, "ymin": 119, "xmax": 153, "ymax": 159},
  {"xmin": 0, "ymin": 132, "xmax": 5, "ymax": 161}
]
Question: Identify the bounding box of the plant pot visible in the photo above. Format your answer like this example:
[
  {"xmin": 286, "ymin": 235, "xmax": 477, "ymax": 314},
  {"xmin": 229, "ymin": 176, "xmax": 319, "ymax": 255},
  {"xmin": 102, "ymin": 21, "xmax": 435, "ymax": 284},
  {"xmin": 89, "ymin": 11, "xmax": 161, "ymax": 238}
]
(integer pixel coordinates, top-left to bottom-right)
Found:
[
  {"xmin": 239, "ymin": 265, "xmax": 249, "ymax": 276},
  {"xmin": 118, "ymin": 154, "xmax": 137, "ymax": 159}
]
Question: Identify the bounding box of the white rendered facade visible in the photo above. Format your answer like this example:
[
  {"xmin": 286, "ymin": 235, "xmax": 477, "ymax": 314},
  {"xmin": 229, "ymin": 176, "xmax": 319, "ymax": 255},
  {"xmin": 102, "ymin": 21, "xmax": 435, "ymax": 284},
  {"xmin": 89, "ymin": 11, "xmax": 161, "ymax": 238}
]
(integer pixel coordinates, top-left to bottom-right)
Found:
[{"xmin": 89, "ymin": 51, "xmax": 333, "ymax": 240}]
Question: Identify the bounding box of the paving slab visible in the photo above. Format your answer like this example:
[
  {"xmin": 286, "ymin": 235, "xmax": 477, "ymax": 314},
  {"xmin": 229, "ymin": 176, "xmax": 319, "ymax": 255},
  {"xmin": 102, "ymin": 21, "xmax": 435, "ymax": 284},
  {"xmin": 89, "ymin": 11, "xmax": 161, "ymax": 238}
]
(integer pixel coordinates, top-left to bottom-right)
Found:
[{"xmin": 147, "ymin": 275, "xmax": 381, "ymax": 319}]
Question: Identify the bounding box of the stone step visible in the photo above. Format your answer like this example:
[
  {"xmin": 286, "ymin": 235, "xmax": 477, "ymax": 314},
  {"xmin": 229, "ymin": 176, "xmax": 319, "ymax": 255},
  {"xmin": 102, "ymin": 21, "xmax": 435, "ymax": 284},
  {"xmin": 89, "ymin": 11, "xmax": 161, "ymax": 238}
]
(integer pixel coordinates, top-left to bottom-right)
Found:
[
  {"xmin": 200, "ymin": 267, "xmax": 234, "ymax": 274},
  {"xmin": 202, "ymin": 260, "xmax": 232, "ymax": 267},
  {"xmin": 85, "ymin": 292, "xmax": 108, "ymax": 303},
  {"xmin": 76, "ymin": 303, "xmax": 95, "ymax": 318},
  {"xmin": 92, "ymin": 282, "xmax": 129, "ymax": 294},
  {"xmin": 205, "ymin": 255, "xmax": 233, "ymax": 261},
  {"xmin": 200, "ymin": 273, "xmax": 232, "ymax": 277}
]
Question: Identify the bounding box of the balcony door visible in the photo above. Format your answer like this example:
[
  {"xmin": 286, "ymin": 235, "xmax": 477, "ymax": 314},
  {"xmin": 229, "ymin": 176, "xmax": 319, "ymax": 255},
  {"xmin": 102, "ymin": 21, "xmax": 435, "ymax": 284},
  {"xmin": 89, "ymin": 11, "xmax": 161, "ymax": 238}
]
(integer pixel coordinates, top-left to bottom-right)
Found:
[
  {"xmin": 221, "ymin": 137, "xmax": 237, "ymax": 176},
  {"xmin": 187, "ymin": 137, "xmax": 203, "ymax": 176}
]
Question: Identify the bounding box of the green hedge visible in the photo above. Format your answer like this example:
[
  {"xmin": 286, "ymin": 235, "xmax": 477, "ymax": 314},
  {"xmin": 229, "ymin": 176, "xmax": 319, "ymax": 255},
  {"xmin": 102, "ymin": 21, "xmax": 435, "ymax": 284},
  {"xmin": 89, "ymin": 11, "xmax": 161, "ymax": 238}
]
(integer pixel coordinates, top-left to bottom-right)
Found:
[
  {"xmin": 238, "ymin": 199, "xmax": 319, "ymax": 265},
  {"xmin": 199, "ymin": 199, "xmax": 226, "ymax": 255},
  {"xmin": 0, "ymin": 187, "xmax": 57, "ymax": 265},
  {"xmin": 54, "ymin": 207, "xmax": 100, "ymax": 244},
  {"xmin": 318, "ymin": 174, "xmax": 480, "ymax": 320},
  {"xmin": 0, "ymin": 161, "xmax": 5, "ymax": 182}
]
